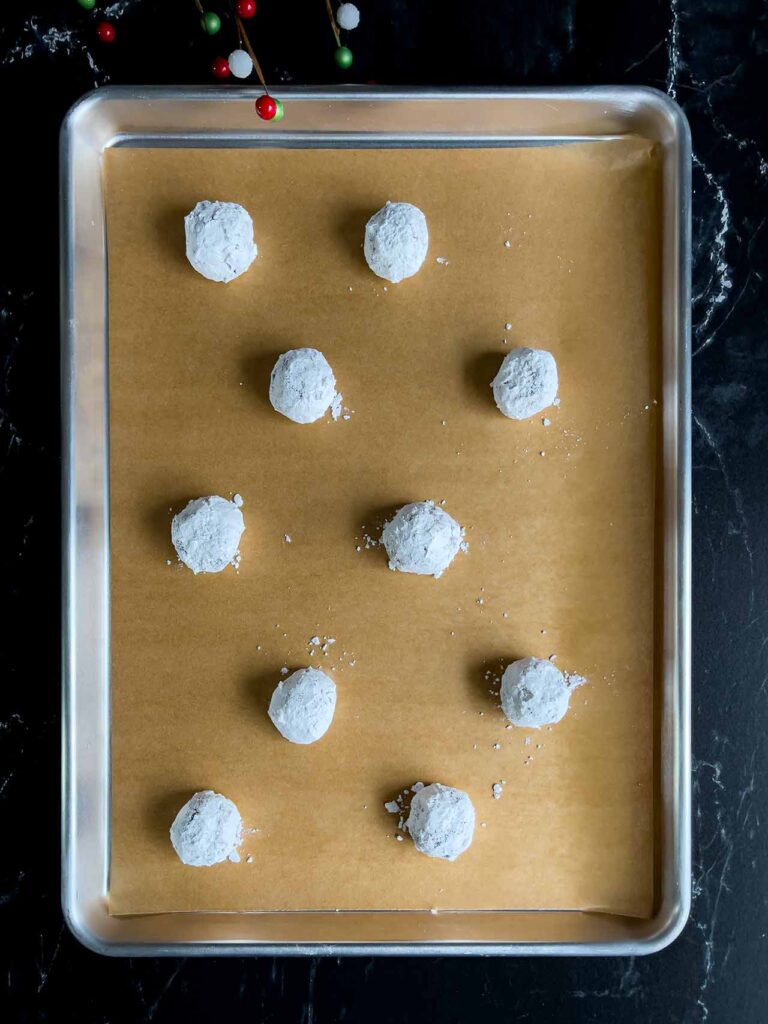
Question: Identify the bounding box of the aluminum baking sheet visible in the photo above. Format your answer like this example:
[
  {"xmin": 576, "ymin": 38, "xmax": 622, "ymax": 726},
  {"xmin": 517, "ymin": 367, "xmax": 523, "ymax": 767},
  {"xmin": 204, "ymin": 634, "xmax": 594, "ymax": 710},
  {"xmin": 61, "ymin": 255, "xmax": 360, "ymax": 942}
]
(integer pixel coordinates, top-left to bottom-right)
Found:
[{"xmin": 61, "ymin": 86, "xmax": 691, "ymax": 956}]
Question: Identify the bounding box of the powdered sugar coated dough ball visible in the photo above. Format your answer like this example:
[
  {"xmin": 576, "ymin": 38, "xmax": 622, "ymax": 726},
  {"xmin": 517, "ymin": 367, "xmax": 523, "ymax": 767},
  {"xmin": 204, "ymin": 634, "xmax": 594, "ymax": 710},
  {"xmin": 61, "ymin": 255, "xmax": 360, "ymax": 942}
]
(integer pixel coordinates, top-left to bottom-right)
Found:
[
  {"xmin": 491, "ymin": 347, "xmax": 558, "ymax": 420},
  {"xmin": 269, "ymin": 348, "xmax": 338, "ymax": 424},
  {"xmin": 268, "ymin": 668, "xmax": 337, "ymax": 744},
  {"xmin": 184, "ymin": 200, "xmax": 257, "ymax": 283},
  {"xmin": 382, "ymin": 501, "xmax": 463, "ymax": 579},
  {"xmin": 406, "ymin": 783, "xmax": 475, "ymax": 861},
  {"xmin": 170, "ymin": 790, "xmax": 243, "ymax": 867},
  {"xmin": 336, "ymin": 3, "xmax": 360, "ymax": 29},
  {"xmin": 364, "ymin": 201, "xmax": 429, "ymax": 283},
  {"xmin": 171, "ymin": 495, "xmax": 245, "ymax": 574},
  {"xmin": 501, "ymin": 657, "xmax": 571, "ymax": 728}
]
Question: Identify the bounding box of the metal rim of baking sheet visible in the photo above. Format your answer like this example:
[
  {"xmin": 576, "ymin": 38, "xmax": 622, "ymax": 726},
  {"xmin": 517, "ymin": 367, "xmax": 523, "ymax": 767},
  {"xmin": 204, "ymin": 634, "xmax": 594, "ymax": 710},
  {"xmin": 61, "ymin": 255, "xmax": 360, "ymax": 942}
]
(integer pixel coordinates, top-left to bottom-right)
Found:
[{"xmin": 61, "ymin": 86, "xmax": 691, "ymax": 957}]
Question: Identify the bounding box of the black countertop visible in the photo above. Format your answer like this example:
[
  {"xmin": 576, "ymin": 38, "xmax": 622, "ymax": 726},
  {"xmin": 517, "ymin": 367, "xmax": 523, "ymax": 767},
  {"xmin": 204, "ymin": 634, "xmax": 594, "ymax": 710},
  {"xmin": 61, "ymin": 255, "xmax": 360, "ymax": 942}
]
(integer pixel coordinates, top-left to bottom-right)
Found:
[{"xmin": 1, "ymin": 1, "xmax": 766, "ymax": 1021}]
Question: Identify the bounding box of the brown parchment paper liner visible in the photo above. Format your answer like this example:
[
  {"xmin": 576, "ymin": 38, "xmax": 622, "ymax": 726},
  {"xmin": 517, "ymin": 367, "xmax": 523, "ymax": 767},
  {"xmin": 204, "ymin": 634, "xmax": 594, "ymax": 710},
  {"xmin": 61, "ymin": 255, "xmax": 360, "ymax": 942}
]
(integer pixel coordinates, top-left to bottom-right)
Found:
[{"xmin": 106, "ymin": 140, "xmax": 660, "ymax": 916}]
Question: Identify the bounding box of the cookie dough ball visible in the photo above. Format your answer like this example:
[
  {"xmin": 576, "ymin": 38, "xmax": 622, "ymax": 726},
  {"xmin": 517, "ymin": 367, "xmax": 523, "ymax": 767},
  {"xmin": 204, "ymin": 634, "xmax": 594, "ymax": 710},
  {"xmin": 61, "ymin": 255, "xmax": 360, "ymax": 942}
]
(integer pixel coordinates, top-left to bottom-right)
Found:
[
  {"xmin": 364, "ymin": 202, "xmax": 429, "ymax": 283},
  {"xmin": 170, "ymin": 790, "xmax": 243, "ymax": 867},
  {"xmin": 406, "ymin": 783, "xmax": 475, "ymax": 861},
  {"xmin": 268, "ymin": 668, "xmax": 337, "ymax": 744},
  {"xmin": 336, "ymin": 3, "xmax": 360, "ymax": 29},
  {"xmin": 171, "ymin": 495, "xmax": 245, "ymax": 574},
  {"xmin": 501, "ymin": 656, "xmax": 572, "ymax": 728},
  {"xmin": 491, "ymin": 347, "xmax": 558, "ymax": 420},
  {"xmin": 269, "ymin": 348, "xmax": 338, "ymax": 424},
  {"xmin": 184, "ymin": 200, "xmax": 257, "ymax": 283},
  {"xmin": 382, "ymin": 501, "xmax": 463, "ymax": 579}
]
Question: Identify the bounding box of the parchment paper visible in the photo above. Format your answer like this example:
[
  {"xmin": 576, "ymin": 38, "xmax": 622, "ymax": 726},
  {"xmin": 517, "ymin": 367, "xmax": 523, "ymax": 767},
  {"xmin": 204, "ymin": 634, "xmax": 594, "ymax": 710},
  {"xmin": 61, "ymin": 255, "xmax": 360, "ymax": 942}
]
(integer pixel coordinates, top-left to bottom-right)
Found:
[{"xmin": 106, "ymin": 139, "xmax": 661, "ymax": 916}]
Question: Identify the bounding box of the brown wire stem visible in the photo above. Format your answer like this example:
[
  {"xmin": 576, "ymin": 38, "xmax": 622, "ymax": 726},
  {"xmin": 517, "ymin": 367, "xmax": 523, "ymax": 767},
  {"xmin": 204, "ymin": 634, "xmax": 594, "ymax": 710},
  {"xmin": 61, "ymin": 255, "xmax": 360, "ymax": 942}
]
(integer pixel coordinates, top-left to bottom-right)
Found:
[
  {"xmin": 324, "ymin": 0, "xmax": 341, "ymax": 47},
  {"xmin": 192, "ymin": 0, "xmax": 205, "ymax": 15},
  {"xmin": 235, "ymin": 13, "xmax": 268, "ymax": 92}
]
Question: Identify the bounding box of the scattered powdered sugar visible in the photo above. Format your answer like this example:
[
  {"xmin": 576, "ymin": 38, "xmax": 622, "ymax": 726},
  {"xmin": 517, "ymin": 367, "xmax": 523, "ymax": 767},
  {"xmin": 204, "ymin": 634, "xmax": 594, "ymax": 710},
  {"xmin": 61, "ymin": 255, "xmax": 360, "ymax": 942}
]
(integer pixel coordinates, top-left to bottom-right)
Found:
[
  {"xmin": 435, "ymin": 256, "xmax": 449, "ymax": 265},
  {"xmin": 364, "ymin": 202, "xmax": 429, "ymax": 283},
  {"xmin": 269, "ymin": 348, "xmax": 340, "ymax": 424},
  {"xmin": 491, "ymin": 347, "xmax": 558, "ymax": 420},
  {"xmin": 405, "ymin": 783, "xmax": 476, "ymax": 861},
  {"xmin": 2, "ymin": 17, "xmax": 109, "ymax": 84},
  {"xmin": 268, "ymin": 667, "xmax": 337, "ymax": 744},
  {"xmin": 171, "ymin": 495, "xmax": 244, "ymax": 574},
  {"xmin": 381, "ymin": 500, "xmax": 464, "ymax": 578},
  {"xmin": 184, "ymin": 201, "xmax": 257, "ymax": 283},
  {"xmin": 170, "ymin": 790, "xmax": 243, "ymax": 867},
  {"xmin": 104, "ymin": 1, "xmax": 134, "ymax": 15},
  {"xmin": 355, "ymin": 525, "xmax": 380, "ymax": 552},
  {"xmin": 500, "ymin": 657, "xmax": 585, "ymax": 729},
  {"xmin": 504, "ymin": 322, "xmax": 513, "ymax": 331}
]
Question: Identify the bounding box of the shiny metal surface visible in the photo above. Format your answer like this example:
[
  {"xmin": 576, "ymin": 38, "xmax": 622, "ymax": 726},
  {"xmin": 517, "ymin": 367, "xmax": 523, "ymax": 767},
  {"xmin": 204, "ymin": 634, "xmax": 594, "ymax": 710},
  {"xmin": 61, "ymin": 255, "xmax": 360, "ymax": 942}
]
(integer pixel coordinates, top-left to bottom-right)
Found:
[{"xmin": 61, "ymin": 86, "xmax": 691, "ymax": 956}]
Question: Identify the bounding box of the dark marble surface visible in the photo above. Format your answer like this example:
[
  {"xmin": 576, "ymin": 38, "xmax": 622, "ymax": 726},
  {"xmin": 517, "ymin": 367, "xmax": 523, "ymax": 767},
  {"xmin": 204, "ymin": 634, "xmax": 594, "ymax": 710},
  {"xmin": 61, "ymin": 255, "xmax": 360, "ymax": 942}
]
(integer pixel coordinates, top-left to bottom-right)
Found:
[{"xmin": 1, "ymin": 1, "xmax": 767, "ymax": 1020}]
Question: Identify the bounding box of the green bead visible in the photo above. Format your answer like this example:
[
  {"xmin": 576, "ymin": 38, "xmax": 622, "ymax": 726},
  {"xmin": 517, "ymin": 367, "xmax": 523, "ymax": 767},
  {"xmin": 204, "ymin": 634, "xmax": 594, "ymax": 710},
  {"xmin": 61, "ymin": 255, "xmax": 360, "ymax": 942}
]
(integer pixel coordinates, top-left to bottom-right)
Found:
[
  {"xmin": 334, "ymin": 46, "xmax": 353, "ymax": 70},
  {"xmin": 77, "ymin": 0, "xmax": 97, "ymax": 8},
  {"xmin": 272, "ymin": 99, "xmax": 285, "ymax": 123},
  {"xmin": 201, "ymin": 11, "xmax": 221, "ymax": 35}
]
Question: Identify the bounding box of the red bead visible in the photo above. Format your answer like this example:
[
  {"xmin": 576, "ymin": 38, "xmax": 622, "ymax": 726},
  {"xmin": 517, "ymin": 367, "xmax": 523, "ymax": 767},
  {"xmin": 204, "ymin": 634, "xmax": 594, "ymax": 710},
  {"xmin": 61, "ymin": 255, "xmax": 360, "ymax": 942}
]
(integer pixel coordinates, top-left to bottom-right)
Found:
[
  {"xmin": 96, "ymin": 21, "xmax": 116, "ymax": 43},
  {"xmin": 212, "ymin": 57, "xmax": 231, "ymax": 79},
  {"xmin": 255, "ymin": 95, "xmax": 277, "ymax": 121},
  {"xmin": 237, "ymin": 0, "xmax": 257, "ymax": 17}
]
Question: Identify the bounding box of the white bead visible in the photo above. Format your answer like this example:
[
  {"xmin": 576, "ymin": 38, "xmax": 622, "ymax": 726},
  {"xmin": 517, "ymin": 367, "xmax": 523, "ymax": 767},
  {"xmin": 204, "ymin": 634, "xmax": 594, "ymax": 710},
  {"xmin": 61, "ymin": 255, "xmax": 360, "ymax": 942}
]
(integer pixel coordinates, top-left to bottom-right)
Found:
[
  {"xmin": 336, "ymin": 3, "xmax": 360, "ymax": 30},
  {"xmin": 228, "ymin": 49, "xmax": 253, "ymax": 79}
]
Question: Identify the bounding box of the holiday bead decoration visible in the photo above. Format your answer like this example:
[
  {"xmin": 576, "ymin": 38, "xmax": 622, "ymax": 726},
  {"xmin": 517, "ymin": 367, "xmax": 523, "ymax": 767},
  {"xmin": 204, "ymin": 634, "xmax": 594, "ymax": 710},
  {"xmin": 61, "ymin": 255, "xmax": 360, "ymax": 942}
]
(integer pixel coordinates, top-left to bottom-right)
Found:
[
  {"xmin": 77, "ymin": 0, "xmax": 97, "ymax": 10},
  {"xmin": 212, "ymin": 56, "xmax": 231, "ymax": 79},
  {"xmin": 201, "ymin": 11, "xmax": 221, "ymax": 35},
  {"xmin": 255, "ymin": 95, "xmax": 277, "ymax": 121},
  {"xmin": 195, "ymin": 1, "xmax": 283, "ymax": 123},
  {"xmin": 336, "ymin": 3, "xmax": 360, "ymax": 30},
  {"xmin": 96, "ymin": 21, "xmax": 116, "ymax": 43},
  {"xmin": 228, "ymin": 48, "xmax": 254, "ymax": 78},
  {"xmin": 334, "ymin": 45, "xmax": 353, "ymax": 69}
]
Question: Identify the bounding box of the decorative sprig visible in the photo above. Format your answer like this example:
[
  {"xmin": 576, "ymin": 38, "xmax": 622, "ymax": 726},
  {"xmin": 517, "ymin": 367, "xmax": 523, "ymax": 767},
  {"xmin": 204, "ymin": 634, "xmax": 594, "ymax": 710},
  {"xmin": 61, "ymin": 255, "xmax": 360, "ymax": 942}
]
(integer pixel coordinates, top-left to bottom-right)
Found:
[{"xmin": 325, "ymin": 0, "xmax": 355, "ymax": 69}]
